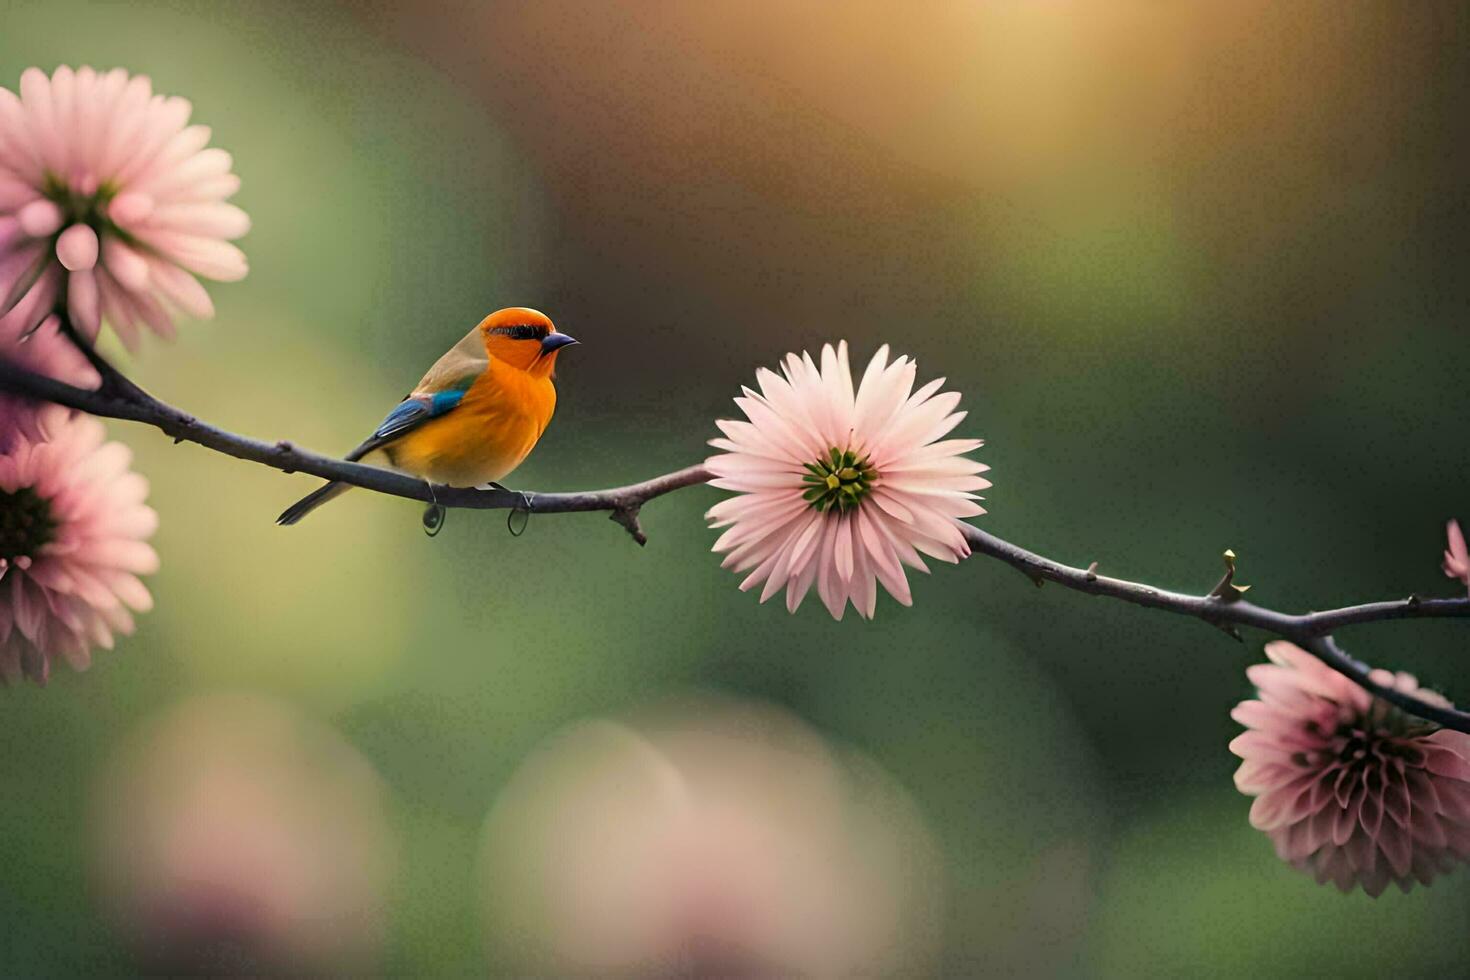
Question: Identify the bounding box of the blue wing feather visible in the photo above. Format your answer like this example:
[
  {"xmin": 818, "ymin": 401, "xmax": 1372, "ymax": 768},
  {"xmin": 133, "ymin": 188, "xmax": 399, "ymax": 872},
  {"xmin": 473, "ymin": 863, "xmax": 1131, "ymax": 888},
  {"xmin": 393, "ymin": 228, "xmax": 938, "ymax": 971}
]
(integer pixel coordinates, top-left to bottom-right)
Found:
[
  {"xmin": 344, "ymin": 384, "xmax": 470, "ymax": 461},
  {"xmin": 373, "ymin": 397, "xmax": 430, "ymax": 441}
]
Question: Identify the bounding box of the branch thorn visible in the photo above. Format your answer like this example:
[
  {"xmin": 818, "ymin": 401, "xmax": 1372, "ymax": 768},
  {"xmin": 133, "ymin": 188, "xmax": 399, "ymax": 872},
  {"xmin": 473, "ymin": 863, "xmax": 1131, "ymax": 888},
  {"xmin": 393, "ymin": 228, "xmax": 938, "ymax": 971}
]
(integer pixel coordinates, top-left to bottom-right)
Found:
[
  {"xmin": 610, "ymin": 504, "xmax": 648, "ymax": 546},
  {"xmin": 1209, "ymin": 548, "xmax": 1251, "ymax": 602},
  {"xmin": 1214, "ymin": 621, "xmax": 1244, "ymax": 642},
  {"xmin": 1085, "ymin": 561, "xmax": 1099, "ymax": 582}
]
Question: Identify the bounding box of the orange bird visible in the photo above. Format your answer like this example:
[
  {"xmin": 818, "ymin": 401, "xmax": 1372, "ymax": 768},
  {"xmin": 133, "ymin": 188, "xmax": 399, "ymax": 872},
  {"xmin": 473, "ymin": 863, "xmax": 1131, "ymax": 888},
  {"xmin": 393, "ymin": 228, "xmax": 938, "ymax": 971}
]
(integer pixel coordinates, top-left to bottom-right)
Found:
[{"xmin": 276, "ymin": 307, "xmax": 577, "ymax": 525}]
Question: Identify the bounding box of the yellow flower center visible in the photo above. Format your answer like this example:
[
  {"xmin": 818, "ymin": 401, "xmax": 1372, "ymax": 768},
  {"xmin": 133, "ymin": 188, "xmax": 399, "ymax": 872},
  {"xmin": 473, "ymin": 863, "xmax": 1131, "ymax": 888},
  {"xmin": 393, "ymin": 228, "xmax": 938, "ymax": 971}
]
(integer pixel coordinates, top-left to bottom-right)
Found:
[{"xmin": 802, "ymin": 447, "xmax": 877, "ymax": 513}]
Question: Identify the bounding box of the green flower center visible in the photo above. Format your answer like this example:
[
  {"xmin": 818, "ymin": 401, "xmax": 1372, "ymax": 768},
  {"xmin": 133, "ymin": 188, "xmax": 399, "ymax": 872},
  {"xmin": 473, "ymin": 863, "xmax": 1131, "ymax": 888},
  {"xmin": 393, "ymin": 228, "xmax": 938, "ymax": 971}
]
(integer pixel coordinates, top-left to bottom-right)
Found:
[
  {"xmin": 0, "ymin": 486, "xmax": 56, "ymax": 563},
  {"xmin": 801, "ymin": 447, "xmax": 877, "ymax": 513},
  {"xmin": 42, "ymin": 171, "xmax": 119, "ymax": 229}
]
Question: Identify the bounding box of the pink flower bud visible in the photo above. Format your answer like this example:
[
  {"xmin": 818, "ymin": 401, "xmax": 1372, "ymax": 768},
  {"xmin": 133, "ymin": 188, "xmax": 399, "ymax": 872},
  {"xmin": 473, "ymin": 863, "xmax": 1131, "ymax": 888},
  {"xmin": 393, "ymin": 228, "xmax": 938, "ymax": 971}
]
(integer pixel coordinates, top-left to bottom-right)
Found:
[
  {"xmin": 16, "ymin": 198, "xmax": 63, "ymax": 237},
  {"xmin": 55, "ymin": 223, "xmax": 99, "ymax": 271}
]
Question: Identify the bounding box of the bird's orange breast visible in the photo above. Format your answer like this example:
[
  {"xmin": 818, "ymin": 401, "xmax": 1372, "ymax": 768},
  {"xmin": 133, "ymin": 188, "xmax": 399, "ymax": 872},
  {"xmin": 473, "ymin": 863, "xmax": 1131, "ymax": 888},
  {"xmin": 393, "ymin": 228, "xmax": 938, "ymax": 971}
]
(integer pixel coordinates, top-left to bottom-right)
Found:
[{"xmin": 384, "ymin": 361, "xmax": 557, "ymax": 487}]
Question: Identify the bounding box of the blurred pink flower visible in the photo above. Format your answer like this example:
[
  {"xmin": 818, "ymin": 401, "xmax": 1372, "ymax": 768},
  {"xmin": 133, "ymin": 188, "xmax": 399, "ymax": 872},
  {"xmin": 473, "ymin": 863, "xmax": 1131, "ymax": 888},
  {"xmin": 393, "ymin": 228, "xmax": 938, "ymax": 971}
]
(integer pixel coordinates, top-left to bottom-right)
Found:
[
  {"xmin": 0, "ymin": 312, "xmax": 98, "ymax": 447},
  {"xmin": 0, "ymin": 404, "xmax": 157, "ymax": 685},
  {"xmin": 480, "ymin": 696, "xmax": 942, "ymax": 976},
  {"xmin": 1443, "ymin": 519, "xmax": 1470, "ymax": 592},
  {"xmin": 0, "ymin": 66, "xmax": 248, "ymax": 349},
  {"xmin": 1230, "ymin": 640, "xmax": 1470, "ymax": 896},
  {"xmin": 94, "ymin": 695, "xmax": 396, "ymax": 975},
  {"xmin": 706, "ymin": 341, "xmax": 990, "ymax": 619}
]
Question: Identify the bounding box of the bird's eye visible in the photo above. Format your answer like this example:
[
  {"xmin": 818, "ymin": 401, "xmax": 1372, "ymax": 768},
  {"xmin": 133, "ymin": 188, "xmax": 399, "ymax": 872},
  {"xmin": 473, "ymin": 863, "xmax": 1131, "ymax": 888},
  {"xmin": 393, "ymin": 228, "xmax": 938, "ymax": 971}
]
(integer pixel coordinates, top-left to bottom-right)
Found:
[{"xmin": 488, "ymin": 324, "xmax": 548, "ymax": 340}]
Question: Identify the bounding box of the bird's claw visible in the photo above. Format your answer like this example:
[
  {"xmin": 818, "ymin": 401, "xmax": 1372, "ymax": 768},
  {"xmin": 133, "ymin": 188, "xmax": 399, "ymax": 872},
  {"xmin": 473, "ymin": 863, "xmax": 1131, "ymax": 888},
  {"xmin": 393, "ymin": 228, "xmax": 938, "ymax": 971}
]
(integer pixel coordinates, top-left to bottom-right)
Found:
[{"xmin": 507, "ymin": 491, "xmax": 534, "ymax": 537}]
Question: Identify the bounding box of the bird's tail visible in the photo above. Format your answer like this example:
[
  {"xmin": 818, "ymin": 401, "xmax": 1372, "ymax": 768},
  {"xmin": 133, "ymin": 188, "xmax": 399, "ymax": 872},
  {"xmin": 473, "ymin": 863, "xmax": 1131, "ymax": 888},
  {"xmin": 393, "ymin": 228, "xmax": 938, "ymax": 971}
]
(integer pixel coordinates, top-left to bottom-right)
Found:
[{"xmin": 276, "ymin": 481, "xmax": 352, "ymax": 526}]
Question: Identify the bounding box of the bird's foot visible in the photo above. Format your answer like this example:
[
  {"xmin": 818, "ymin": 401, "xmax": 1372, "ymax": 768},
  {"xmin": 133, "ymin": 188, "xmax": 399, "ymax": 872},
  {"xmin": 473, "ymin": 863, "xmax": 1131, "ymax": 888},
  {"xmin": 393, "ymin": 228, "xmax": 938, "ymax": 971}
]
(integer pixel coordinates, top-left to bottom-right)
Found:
[{"xmin": 507, "ymin": 491, "xmax": 534, "ymax": 537}]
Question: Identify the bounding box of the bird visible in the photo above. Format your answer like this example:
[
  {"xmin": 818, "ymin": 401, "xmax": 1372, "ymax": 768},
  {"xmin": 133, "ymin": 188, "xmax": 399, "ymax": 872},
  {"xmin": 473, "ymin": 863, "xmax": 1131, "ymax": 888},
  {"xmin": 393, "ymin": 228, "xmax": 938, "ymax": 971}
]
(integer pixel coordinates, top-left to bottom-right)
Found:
[{"xmin": 276, "ymin": 307, "xmax": 578, "ymax": 526}]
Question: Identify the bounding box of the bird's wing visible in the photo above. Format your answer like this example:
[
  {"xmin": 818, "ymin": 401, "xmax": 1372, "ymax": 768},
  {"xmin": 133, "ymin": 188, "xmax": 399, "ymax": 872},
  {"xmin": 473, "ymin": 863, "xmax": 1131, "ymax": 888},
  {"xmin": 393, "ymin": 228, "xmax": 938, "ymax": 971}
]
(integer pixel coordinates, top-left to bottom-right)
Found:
[
  {"xmin": 345, "ymin": 373, "xmax": 479, "ymax": 462},
  {"xmin": 344, "ymin": 328, "xmax": 490, "ymax": 461}
]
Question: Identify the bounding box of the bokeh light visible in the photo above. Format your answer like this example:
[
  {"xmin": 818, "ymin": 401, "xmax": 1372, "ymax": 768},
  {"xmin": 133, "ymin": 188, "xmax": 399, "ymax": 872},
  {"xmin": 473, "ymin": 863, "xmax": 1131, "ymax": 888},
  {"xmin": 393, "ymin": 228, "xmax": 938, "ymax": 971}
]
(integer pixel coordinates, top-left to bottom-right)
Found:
[
  {"xmin": 90, "ymin": 693, "xmax": 396, "ymax": 975},
  {"xmin": 479, "ymin": 695, "xmax": 943, "ymax": 976}
]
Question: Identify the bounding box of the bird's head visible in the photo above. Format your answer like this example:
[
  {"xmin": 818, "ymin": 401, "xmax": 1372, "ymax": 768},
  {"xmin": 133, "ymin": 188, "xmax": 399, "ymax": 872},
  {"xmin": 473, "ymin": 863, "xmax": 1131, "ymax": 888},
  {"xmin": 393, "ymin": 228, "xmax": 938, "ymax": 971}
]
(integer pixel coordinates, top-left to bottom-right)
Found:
[{"xmin": 477, "ymin": 307, "xmax": 578, "ymax": 375}]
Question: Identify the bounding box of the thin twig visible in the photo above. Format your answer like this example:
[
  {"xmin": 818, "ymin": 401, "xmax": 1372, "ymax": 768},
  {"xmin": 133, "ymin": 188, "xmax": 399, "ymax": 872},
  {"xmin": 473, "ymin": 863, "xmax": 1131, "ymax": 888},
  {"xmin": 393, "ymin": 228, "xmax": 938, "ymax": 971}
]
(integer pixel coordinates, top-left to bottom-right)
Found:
[
  {"xmin": 1299, "ymin": 635, "xmax": 1470, "ymax": 733},
  {"xmin": 956, "ymin": 524, "xmax": 1470, "ymax": 733},
  {"xmin": 956, "ymin": 525, "xmax": 1470, "ymax": 638},
  {"xmin": 1, "ymin": 348, "xmax": 1467, "ymax": 729}
]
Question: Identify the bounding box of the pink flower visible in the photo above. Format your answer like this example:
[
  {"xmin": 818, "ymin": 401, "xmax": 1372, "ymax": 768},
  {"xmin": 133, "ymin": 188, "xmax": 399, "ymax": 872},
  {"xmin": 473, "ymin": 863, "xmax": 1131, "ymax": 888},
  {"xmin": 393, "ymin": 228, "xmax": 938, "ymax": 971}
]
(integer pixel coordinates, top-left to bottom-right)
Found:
[
  {"xmin": 0, "ymin": 404, "xmax": 158, "ymax": 685},
  {"xmin": 94, "ymin": 695, "xmax": 396, "ymax": 974},
  {"xmin": 1444, "ymin": 519, "xmax": 1470, "ymax": 592},
  {"xmin": 706, "ymin": 341, "xmax": 990, "ymax": 619},
  {"xmin": 480, "ymin": 696, "xmax": 942, "ymax": 976},
  {"xmin": 0, "ymin": 312, "xmax": 98, "ymax": 448},
  {"xmin": 1230, "ymin": 641, "xmax": 1470, "ymax": 896},
  {"xmin": 0, "ymin": 66, "xmax": 248, "ymax": 349}
]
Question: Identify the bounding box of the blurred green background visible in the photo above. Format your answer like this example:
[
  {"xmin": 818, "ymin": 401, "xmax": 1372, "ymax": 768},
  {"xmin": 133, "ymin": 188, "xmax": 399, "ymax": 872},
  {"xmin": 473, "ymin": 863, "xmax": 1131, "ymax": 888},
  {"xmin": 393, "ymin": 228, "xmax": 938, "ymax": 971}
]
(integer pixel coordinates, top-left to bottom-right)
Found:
[{"xmin": 4, "ymin": 0, "xmax": 1469, "ymax": 975}]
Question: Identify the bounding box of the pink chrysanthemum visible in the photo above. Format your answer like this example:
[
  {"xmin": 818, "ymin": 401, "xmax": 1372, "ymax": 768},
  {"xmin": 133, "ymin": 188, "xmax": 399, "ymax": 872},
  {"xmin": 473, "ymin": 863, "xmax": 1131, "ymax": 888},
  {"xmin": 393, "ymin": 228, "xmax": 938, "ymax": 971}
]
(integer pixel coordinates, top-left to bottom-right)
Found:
[
  {"xmin": 706, "ymin": 341, "xmax": 990, "ymax": 620},
  {"xmin": 1444, "ymin": 519, "xmax": 1470, "ymax": 593},
  {"xmin": 0, "ymin": 404, "xmax": 158, "ymax": 685},
  {"xmin": 0, "ymin": 312, "xmax": 98, "ymax": 449},
  {"xmin": 0, "ymin": 65, "xmax": 247, "ymax": 348},
  {"xmin": 1230, "ymin": 641, "xmax": 1470, "ymax": 896}
]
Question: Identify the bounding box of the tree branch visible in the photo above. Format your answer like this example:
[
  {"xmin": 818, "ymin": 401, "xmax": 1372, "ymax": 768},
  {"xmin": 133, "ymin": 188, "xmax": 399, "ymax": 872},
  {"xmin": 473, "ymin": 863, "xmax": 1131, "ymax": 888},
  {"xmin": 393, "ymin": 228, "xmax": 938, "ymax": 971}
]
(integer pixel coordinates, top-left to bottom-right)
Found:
[
  {"xmin": 958, "ymin": 524, "xmax": 1470, "ymax": 733},
  {"xmin": 53, "ymin": 313, "xmax": 149, "ymax": 403},
  {"xmin": 957, "ymin": 525, "xmax": 1470, "ymax": 638},
  {"xmin": 1298, "ymin": 634, "xmax": 1470, "ymax": 733},
  {"xmin": 2, "ymin": 352, "xmax": 1467, "ymax": 729},
  {"xmin": 0, "ymin": 356, "xmax": 710, "ymax": 545}
]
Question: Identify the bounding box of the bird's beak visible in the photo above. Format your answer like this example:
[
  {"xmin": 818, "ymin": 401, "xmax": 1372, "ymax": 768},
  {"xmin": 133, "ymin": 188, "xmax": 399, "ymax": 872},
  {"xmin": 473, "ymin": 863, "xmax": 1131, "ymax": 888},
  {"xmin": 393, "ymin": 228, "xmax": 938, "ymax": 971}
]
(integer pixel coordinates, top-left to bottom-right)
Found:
[{"xmin": 540, "ymin": 331, "xmax": 579, "ymax": 355}]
